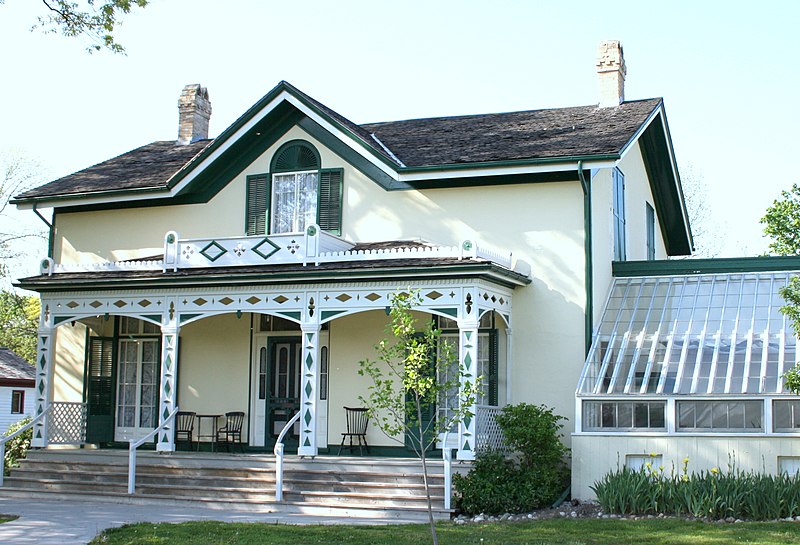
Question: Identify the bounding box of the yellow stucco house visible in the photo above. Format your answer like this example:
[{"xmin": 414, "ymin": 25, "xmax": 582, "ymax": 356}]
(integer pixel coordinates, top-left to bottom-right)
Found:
[{"xmin": 9, "ymin": 41, "xmax": 800, "ymax": 507}]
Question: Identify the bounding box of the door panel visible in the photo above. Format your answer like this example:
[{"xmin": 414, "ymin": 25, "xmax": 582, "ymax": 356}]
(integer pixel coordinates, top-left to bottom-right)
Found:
[
  {"xmin": 268, "ymin": 339, "xmax": 301, "ymax": 448},
  {"xmin": 115, "ymin": 339, "xmax": 159, "ymax": 442},
  {"xmin": 85, "ymin": 337, "xmax": 115, "ymax": 443}
]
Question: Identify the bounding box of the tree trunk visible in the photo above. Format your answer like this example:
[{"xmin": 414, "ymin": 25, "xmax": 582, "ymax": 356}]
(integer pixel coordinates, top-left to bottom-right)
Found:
[{"xmin": 417, "ymin": 395, "xmax": 438, "ymax": 545}]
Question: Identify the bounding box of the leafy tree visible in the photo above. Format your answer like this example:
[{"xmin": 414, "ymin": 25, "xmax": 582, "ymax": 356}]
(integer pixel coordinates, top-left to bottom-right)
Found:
[
  {"xmin": 1, "ymin": 0, "xmax": 148, "ymax": 54},
  {"xmin": 761, "ymin": 183, "xmax": 800, "ymax": 392},
  {"xmin": 0, "ymin": 291, "xmax": 40, "ymax": 364},
  {"xmin": 359, "ymin": 291, "xmax": 479, "ymax": 545}
]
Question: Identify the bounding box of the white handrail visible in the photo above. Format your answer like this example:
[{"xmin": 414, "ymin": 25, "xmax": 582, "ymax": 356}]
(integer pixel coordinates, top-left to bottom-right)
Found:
[
  {"xmin": 273, "ymin": 411, "xmax": 302, "ymax": 502},
  {"xmin": 128, "ymin": 407, "xmax": 179, "ymax": 495},
  {"xmin": 0, "ymin": 407, "xmax": 50, "ymax": 487},
  {"xmin": 442, "ymin": 429, "xmax": 453, "ymax": 510}
]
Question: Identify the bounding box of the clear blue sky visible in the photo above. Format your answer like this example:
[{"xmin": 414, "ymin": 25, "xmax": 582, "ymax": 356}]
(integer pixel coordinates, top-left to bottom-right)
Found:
[{"xmin": 1, "ymin": 0, "xmax": 799, "ymax": 280}]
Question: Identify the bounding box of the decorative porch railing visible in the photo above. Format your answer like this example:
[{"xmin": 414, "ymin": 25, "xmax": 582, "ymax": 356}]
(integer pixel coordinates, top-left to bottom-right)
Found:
[
  {"xmin": 40, "ymin": 226, "xmax": 515, "ymax": 275},
  {"xmin": 475, "ymin": 404, "xmax": 508, "ymax": 453},
  {"xmin": 47, "ymin": 402, "xmax": 87, "ymax": 445}
]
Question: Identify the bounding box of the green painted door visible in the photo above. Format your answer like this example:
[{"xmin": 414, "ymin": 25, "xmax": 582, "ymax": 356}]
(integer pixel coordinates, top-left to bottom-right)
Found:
[
  {"xmin": 85, "ymin": 337, "xmax": 115, "ymax": 444},
  {"xmin": 266, "ymin": 337, "xmax": 302, "ymax": 451}
]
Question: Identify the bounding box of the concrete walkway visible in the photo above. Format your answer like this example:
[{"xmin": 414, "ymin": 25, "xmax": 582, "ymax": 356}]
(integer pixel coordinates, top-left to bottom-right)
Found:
[{"xmin": 0, "ymin": 496, "xmax": 422, "ymax": 545}]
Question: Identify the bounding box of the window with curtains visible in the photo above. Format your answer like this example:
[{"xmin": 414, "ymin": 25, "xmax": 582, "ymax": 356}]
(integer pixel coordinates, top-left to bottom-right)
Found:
[{"xmin": 246, "ymin": 140, "xmax": 343, "ymax": 236}]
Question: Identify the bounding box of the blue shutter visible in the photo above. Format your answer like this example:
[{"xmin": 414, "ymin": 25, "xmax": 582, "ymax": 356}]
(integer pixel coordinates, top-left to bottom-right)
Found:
[
  {"xmin": 246, "ymin": 174, "xmax": 270, "ymax": 236},
  {"xmin": 317, "ymin": 168, "xmax": 343, "ymax": 235}
]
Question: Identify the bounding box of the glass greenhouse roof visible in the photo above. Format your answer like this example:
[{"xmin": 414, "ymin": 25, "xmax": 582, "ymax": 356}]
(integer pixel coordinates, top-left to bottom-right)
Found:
[{"xmin": 578, "ymin": 272, "xmax": 800, "ymax": 396}]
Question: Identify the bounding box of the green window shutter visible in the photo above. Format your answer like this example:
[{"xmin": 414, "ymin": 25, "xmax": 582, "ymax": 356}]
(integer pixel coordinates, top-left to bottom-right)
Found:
[
  {"xmin": 317, "ymin": 168, "xmax": 343, "ymax": 235},
  {"xmin": 488, "ymin": 330, "xmax": 499, "ymax": 406},
  {"xmin": 246, "ymin": 174, "xmax": 270, "ymax": 235},
  {"xmin": 85, "ymin": 337, "xmax": 115, "ymax": 443}
]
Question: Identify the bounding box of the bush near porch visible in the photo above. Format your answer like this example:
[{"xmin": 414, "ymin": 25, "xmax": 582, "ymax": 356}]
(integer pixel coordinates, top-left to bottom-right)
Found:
[
  {"xmin": 2, "ymin": 416, "xmax": 31, "ymax": 476},
  {"xmin": 453, "ymin": 403, "xmax": 570, "ymax": 515},
  {"xmin": 592, "ymin": 458, "xmax": 800, "ymax": 520}
]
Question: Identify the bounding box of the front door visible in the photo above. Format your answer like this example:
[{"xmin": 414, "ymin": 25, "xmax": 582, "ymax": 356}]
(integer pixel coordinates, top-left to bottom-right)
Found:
[
  {"xmin": 266, "ymin": 338, "xmax": 302, "ymax": 449},
  {"xmin": 114, "ymin": 338, "xmax": 159, "ymax": 442}
]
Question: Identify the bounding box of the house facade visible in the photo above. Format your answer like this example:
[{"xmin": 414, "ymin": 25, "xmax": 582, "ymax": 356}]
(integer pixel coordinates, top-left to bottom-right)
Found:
[
  {"xmin": 10, "ymin": 41, "xmax": 734, "ymax": 500},
  {"xmin": 0, "ymin": 347, "xmax": 35, "ymax": 434}
]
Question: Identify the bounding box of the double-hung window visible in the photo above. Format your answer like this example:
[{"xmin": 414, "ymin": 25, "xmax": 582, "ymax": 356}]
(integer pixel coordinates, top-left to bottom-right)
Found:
[
  {"xmin": 271, "ymin": 171, "xmax": 319, "ymax": 234},
  {"xmin": 246, "ymin": 140, "xmax": 343, "ymax": 236}
]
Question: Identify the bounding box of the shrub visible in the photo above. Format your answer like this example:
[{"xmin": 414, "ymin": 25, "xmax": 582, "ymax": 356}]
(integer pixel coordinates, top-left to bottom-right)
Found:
[
  {"xmin": 453, "ymin": 403, "xmax": 570, "ymax": 515},
  {"xmin": 3, "ymin": 417, "xmax": 32, "ymax": 476},
  {"xmin": 592, "ymin": 457, "xmax": 800, "ymax": 520}
]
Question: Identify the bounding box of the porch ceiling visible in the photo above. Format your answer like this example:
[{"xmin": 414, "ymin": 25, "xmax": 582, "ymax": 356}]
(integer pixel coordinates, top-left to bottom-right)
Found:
[{"xmin": 17, "ymin": 256, "xmax": 531, "ymax": 293}]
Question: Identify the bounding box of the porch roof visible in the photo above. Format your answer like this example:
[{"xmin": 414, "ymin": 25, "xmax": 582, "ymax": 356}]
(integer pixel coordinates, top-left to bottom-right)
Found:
[{"xmin": 17, "ymin": 255, "xmax": 531, "ymax": 293}]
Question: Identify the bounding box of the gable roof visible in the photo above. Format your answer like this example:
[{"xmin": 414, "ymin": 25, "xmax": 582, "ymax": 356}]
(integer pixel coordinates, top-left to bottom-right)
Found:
[
  {"xmin": 15, "ymin": 81, "xmax": 662, "ymax": 200},
  {"xmin": 12, "ymin": 81, "xmax": 691, "ymax": 254},
  {"xmin": 0, "ymin": 347, "xmax": 34, "ymax": 385}
]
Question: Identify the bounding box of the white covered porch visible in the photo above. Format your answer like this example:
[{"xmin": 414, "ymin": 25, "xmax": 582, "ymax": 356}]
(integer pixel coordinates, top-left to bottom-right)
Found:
[{"xmin": 25, "ymin": 227, "xmax": 529, "ymax": 461}]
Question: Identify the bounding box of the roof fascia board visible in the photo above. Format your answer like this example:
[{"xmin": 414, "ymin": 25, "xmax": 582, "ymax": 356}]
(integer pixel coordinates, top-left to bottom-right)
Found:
[
  {"xmin": 616, "ymin": 100, "xmax": 663, "ymax": 162},
  {"xmin": 614, "ymin": 256, "xmax": 800, "ymax": 277},
  {"xmin": 398, "ymin": 158, "xmax": 617, "ymax": 182},
  {"xmin": 658, "ymin": 107, "xmax": 693, "ymax": 247},
  {"xmin": 17, "ymin": 264, "xmax": 530, "ymax": 293}
]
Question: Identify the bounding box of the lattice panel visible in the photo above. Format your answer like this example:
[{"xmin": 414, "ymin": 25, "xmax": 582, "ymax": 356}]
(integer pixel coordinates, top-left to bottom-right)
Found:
[
  {"xmin": 475, "ymin": 406, "xmax": 510, "ymax": 454},
  {"xmin": 47, "ymin": 402, "xmax": 87, "ymax": 444}
]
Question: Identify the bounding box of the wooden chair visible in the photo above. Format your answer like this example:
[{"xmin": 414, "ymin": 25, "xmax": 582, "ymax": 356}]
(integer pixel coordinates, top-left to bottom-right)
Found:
[
  {"xmin": 216, "ymin": 411, "xmax": 245, "ymax": 452},
  {"xmin": 175, "ymin": 411, "xmax": 196, "ymax": 451},
  {"xmin": 338, "ymin": 407, "xmax": 369, "ymax": 455}
]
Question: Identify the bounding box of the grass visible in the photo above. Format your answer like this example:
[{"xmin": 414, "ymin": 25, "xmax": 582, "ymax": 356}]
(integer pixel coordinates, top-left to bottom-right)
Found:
[
  {"xmin": 90, "ymin": 518, "xmax": 800, "ymax": 545},
  {"xmin": 0, "ymin": 515, "xmax": 18, "ymax": 524}
]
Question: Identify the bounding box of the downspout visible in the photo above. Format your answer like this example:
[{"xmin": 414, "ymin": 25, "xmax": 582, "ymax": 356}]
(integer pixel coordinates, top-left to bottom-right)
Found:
[
  {"xmin": 578, "ymin": 162, "xmax": 592, "ymax": 354},
  {"xmin": 32, "ymin": 204, "xmax": 55, "ymax": 259}
]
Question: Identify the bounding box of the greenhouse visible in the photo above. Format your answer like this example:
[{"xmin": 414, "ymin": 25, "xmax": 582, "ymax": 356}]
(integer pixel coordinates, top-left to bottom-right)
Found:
[{"xmin": 577, "ymin": 271, "xmax": 800, "ymax": 435}]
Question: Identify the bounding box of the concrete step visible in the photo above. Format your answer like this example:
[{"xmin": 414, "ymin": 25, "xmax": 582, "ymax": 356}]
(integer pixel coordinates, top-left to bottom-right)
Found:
[
  {"xmin": 10, "ymin": 449, "xmax": 456, "ymax": 514},
  {"xmin": 0, "ymin": 487, "xmax": 450, "ymax": 521}
]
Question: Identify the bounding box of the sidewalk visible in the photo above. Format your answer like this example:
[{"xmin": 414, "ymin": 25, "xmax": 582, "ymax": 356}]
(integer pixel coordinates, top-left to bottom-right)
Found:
[{"xmin": 0, "ymin": 496, "xmax": 421, "ymax": 545}]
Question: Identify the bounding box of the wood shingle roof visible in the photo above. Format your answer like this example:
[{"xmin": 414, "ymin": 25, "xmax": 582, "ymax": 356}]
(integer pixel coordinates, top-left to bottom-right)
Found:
[{"xmin": 14, "ymin": 82, "xmax": 662, "ymax": 202}]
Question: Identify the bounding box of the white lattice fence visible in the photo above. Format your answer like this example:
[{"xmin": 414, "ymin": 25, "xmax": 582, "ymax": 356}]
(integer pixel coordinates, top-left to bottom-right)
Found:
[
  {"xmin": 475, "ymin": 405, "xmax": 509, "ymax": 453},
  {"xmin": 47, "ymin": 402, "xmax": 87, "ymax": 445}
]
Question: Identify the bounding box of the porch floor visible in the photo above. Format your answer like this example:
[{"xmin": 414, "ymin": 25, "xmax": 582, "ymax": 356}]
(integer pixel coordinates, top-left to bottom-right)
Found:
[{"xmin": 1, "ymin": 448, "xmax": 462, "ymax": 521}]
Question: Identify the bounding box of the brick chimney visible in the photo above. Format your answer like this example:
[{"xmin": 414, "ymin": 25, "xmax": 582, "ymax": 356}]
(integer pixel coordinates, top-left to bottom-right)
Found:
[
  {"xmin": 596, "ymin": 41, "xmax": 626, "ymax": 108},
  {"xmin": 177, "ymin": 84, "xmax": 212, "ymax": 145}
]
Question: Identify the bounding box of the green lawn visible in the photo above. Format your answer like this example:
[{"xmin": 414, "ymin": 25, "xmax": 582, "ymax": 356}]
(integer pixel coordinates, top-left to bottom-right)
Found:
[
  {"xmin": 0, "ymin": 515, "xmax": 17, "ymax": 524},
  {"xmin": 91, "ymin": 518, "xmax": 800, "ymax": 545}
]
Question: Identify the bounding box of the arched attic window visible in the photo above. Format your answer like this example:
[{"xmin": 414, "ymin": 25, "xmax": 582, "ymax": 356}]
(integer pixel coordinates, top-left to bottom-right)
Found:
[{"xmin": 245, "ymin": 140, "xmax": 343, "ymax": 236}]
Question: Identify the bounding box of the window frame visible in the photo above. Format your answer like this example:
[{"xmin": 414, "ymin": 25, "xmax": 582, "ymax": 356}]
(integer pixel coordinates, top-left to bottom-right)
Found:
[
  {"xmin": 269, "ymin": 169, "xmax": 320, "ymax": 235},
  {"xmin": 676, "ymin": 399, "xmax": 763, "ymax": 433},
  {"xmin": 10, "ymin": 390, "xmax": 24, "ymax": 414},
  {"xmin": 612, "ymin": 167, "xmax": 626, "ymax": 261},
  {"xmin": 646, "ymin": 202, "xmax": 656, "ymax": 260}
]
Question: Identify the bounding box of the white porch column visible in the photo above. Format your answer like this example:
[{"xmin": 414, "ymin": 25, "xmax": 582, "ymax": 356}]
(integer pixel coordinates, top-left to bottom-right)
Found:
[
  {"xmin": 31, "ymin": 323, "xmax": 54, "ymax": 448},
  {"xmin": 457, "ymin": 316, "xmax": 479, "ymax": 461},
  {"xmin": 505, "ymin": 327, "xmax": 513, "ymax": 404},
  {"xmin": 298, "ymin": 321, "xmax": 321, "ymax": 456},
  {"xmin": 157, "ymin": 322, "xmax": 180, "ymax": 452}
]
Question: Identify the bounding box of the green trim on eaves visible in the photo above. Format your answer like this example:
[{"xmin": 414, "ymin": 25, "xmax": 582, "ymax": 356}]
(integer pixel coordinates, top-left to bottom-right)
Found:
[
  {"xmin": 613, "ymin": 256, "xmax": 800, "ymax": 277},
  {"xmin": 296, "ymin": 117, "xmax": 406, "ymax": 190},
  {"xmin": 639, "ymin": 113, "xmax": 692, "ymax": 256}
]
